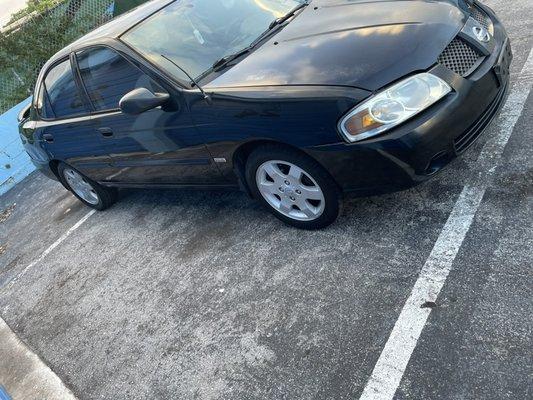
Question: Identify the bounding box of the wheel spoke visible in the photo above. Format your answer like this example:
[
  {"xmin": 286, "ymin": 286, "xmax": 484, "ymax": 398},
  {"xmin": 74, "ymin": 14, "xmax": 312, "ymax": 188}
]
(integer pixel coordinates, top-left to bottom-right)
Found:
[
  {"xmin": 81, "ymin": 181, "xmax": 93, "ymax": 190},
  {"xmin": 299, "ymin": 186, "xmax": 324, "ymax": 201},
  {"xmin": 279, "ymin": 197, "xmax": 293, "ymax": 214},
  {"xmin": 299, "ymin": 203, "xmax": 317, "ymax": 218},
  {"xmin": 72, "ymin": 181, "xmax": 82, "ymax": 192},
  {"xmin": 258, "ymin": 181, "xmax": 278, "ymax": 195},
  {"xmin": 263, "ymin": 163, "xmax": 285, "ymax": 183},
  {"xmin": 89, "ymin": 190, "xmax": 98, "ymax": 202},
  {"xmin": 288, "ymin": 165, "xmax": 303, "ymax": 182}
]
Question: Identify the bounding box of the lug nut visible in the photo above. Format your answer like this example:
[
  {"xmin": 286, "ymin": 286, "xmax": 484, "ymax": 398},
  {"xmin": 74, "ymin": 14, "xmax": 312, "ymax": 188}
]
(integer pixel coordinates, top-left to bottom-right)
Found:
[
  {"xmin": 296, "ymin": 189, "xmax": 301, "ymax": 195},
  {"xmin": 279, "ymin": 187, "xmax": 284, "ymax": 192},
  {"xmin": 284, "ymin": 180, "xmax": 290, "ymax": 185},
  {"xmin": 290, "ymin": 196, "xmax": 295, "ymax": 201}
]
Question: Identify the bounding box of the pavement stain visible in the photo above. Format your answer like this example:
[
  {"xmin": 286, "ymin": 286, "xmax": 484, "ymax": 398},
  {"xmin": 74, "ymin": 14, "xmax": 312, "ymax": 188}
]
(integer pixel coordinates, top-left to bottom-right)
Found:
[
  {"xmin": 0, "ymin": 203, "xmax": 16, "ymax": 223},
  {"xmin": 56, "ymin": 268, "xmax": 82, "ymax": 289},
  {"xmin": 175, "ymin": 218, "xmax": 241, "ymax": 260},
  {"xmin": 1, "ymin": 255, "xmax": 21, "ymax": 274},
  {"xmin": 421, "ymin": 301, "xmax": 438, "ymax": 309},
  {"xmin": 52, "ymin": 196, "xmax": 85, "ymax": 223},
  {"xmin": 494, "ymin": 168, "xmax": 533, "ymax": 194}
]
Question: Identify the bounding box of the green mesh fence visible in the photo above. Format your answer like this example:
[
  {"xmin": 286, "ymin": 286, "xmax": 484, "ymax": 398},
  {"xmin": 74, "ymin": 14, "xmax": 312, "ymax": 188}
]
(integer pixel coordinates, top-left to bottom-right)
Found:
[{"xmin": 0, "ymin": 0, "xmax": 116, "ymax": 114}]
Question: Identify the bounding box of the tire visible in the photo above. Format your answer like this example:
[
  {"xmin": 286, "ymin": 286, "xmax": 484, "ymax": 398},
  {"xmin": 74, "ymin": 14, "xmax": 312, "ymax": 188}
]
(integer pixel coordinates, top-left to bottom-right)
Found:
[
  {"xmin": 245, "ymin": 145, "xmax": 341, "ymax": 230},
  {"xmin": 57, "ymin": 162, "xmax": 117, "ymax": 211}
]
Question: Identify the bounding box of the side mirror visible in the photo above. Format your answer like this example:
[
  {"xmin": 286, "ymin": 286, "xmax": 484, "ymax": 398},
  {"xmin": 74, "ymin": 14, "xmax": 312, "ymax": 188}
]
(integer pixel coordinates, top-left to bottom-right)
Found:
[{"xmin": 119, "ymin": 87, "xmax": 170, "ymax": 115}]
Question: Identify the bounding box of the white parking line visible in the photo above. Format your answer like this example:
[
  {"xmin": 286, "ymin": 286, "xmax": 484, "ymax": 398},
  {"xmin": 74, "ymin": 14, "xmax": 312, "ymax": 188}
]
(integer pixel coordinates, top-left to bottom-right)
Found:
[
  {"xmin": 359, "ymin": 47, "xmax": 533, "ymax": 400},
  {"xmin": 4, "ymin": 209, "xmax": 96, "ymax": 291}
]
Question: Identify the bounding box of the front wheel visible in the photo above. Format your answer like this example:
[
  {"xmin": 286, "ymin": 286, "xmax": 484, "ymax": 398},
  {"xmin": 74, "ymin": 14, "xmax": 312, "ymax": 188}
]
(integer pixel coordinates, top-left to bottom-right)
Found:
[
  {"xmin": 245, "ymin": 146, "xmax": 341, "ymax": 230},
  {"xmin": 58, "ymin": 162, "xmax": 117, "ymax": 210}
]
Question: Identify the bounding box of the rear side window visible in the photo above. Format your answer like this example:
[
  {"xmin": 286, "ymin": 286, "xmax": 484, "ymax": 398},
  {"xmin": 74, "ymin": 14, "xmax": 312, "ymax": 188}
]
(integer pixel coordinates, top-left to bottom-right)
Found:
[
  {"xmin": 40, "ymin": 59, "xmax": 86, "ymax": 119},
  {"xmin": 76, "ymin": 47, "xmax": 150, "ymax": 111}
]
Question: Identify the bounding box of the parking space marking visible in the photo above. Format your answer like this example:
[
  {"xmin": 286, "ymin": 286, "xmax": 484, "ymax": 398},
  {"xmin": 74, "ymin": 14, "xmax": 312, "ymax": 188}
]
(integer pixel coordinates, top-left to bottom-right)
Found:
[
  {"xmin": 359, "ymin": 47, "xmax": 533, "ymax": 400},
  {"xmin": 4, "ymin": 209, "xmax": 96, "ymax": 291}
]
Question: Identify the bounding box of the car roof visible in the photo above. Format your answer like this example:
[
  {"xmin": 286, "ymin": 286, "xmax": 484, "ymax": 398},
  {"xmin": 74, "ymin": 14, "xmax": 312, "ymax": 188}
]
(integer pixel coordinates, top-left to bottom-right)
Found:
[{"xmin": 49, "ymin": 0, "xmax": 173, "ymax": 60}]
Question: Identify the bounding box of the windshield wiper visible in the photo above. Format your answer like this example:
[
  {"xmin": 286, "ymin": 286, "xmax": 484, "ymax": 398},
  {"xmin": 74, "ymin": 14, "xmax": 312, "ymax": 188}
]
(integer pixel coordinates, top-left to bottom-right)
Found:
[
  {"xmin": 250, "ymin": 1, "xmax": 309, "ymax": 48},
  {"xmin": 210, "ymin": 1, "xmax": 309, "ymax": 72},
  {"xmin": 268, "ymin": 1, "xmax": 308, "ymax": 30},
  {"xmin": 211, "ymin": 46, "xmax": 252, "ymax": 71}
]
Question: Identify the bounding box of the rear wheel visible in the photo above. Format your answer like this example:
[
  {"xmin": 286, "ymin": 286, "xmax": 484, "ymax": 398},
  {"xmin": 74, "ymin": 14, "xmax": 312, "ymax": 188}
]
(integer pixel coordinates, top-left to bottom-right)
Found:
[
  {"xmin": 245, "ymin": 146, "xmax": 341, "ymax": 229},
  {"xmin": 58, "ymin": 163, "xmax": 117, "ymax": 210}
]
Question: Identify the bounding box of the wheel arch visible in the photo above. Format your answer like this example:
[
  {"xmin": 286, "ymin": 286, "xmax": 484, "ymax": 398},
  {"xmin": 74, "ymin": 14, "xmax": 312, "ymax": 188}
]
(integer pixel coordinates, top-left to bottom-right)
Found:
[
  {"xmin": 49, "ymin": 159, "xmax": 70, "ymax": 190},
  {"xmin": 232, "ymin": 140, "xmax": 341, "ymax": 195},
  {"xmin": 49, "ymin": 159, "xmax": 60, "ymax": 178}
]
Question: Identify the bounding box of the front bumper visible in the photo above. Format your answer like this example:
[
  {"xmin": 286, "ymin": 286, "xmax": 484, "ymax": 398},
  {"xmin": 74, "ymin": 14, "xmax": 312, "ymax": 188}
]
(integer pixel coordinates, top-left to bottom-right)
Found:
[{"xmin": 306, "ymin": 8, "xmax": 512, "ymax": 195}]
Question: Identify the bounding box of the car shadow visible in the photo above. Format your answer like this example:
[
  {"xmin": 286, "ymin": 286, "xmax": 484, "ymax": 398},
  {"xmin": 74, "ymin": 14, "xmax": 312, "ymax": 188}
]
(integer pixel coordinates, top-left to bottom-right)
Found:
[{"xmin": 111, "ymin": 179, "xmax": 459, "ymax": 233}]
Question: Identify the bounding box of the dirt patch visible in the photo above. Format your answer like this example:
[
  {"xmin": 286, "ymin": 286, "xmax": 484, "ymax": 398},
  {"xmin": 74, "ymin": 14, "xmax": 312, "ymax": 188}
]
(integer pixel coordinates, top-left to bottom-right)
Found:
[
  {"xmin": 2, "ymin": 255, "xmax": 21, "ymax": 273},
  {"xmin": 0, "ymin": 203, "xmax": 16, "ymax": 223}
]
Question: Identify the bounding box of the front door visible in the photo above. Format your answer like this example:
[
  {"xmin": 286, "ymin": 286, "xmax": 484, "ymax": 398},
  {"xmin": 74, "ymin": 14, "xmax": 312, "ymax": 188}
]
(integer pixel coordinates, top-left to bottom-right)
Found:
[{"xmin": 74, "ymin": 46, "xmax": 221, "ymax": 185}]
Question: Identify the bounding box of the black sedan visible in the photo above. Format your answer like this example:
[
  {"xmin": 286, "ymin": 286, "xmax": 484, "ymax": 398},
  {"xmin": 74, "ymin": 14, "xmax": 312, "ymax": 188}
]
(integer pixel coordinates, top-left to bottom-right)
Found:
[{"xmin": 18, "ymin": 0, "xmax": 512, "ymax": 229}]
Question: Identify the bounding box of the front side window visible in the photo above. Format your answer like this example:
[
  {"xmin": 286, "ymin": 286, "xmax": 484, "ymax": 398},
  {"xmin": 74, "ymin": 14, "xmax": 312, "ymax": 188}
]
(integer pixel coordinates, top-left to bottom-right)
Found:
[
  {"xmin": 76, "ymin": 47, "xmax": 154, "ymax": 111},
  {"xmin": 121, "ymin": 0, "xmax": 304, "ymax": 82},
  {"xmin": 40, "ymin": 59, "xmax": 86, "ymax": 119}
]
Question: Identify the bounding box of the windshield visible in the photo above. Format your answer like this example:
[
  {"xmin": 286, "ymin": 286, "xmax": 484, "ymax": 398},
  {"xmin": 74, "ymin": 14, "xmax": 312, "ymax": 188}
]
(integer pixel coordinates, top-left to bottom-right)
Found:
[{"xmin": 121, "ymin": 0, "xmax": 305, "ymax": 83}]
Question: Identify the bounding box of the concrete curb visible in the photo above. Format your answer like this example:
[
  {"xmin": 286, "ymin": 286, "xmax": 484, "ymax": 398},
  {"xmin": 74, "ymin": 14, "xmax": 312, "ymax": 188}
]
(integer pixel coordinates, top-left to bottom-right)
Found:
[{"xmin": 0, "ymin": 317, "xmax": 77, "ymax": 400}]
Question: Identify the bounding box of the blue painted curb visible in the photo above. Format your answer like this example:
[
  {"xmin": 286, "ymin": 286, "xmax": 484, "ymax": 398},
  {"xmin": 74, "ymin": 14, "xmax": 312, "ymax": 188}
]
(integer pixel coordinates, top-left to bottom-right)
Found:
[
  {"xmin": 0, "ymin": 97, "xmax": 36, "ymax": 196},
  {"xmin": 0, "ymin": 385, "xmax": 12, "ymax": 400}
]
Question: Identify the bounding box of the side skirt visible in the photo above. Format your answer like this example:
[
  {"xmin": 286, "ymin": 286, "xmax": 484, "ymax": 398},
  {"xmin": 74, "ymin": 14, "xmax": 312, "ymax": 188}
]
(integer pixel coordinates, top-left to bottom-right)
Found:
[{"xmin": 98, "ymin": 182, "xmax": 241, "ymax": 191}]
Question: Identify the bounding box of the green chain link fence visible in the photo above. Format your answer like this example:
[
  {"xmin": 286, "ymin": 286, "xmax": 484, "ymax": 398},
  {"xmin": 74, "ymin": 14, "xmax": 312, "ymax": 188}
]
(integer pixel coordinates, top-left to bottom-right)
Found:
[{"xmin": 0, "ymin": 0, "xmax": 132, "ymax": 114}]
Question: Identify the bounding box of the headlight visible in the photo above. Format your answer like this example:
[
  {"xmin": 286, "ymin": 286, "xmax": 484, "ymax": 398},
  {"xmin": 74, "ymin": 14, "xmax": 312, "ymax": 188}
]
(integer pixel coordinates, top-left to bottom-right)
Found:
[{"xmin": 338, "ymin": 73, "xmax": 452, "ymax": 142}]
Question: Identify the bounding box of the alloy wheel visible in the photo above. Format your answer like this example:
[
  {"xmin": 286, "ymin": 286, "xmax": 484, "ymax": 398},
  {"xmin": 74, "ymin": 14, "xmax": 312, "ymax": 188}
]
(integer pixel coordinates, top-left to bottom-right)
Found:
[
  {"xmin": 255, "ymin": 160, "xmax": 325, "ymax": 221},
  {"xmin": 63, "ymin": 168, "xmax": 100, "ymax": 205}
]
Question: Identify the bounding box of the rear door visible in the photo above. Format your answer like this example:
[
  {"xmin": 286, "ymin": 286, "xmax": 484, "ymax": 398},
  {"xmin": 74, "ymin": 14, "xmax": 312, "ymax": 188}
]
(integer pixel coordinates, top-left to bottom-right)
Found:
[
  {"xmin": 74, "ymin": 46, "xmax": 221, "ymax": 185},
  {"xmin": 35, "ymin": 57, "xmax": 112, "ymax": 181}
]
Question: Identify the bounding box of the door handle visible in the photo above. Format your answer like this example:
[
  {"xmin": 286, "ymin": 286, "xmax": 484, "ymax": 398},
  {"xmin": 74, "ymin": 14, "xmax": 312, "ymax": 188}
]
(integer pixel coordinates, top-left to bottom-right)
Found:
[
  {"xmin": 98, "ymin": 127, "xmax": 114, "ymax": 137},
  {"xmin": 42, "ymin": 133, "xmax": 54, "ymax": 143}
]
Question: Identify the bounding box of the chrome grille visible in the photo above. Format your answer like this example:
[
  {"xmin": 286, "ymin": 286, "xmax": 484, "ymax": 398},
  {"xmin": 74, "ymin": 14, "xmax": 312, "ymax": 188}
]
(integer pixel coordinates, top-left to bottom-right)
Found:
[{"xmin": 437, "ymin": 38, "xmax": 484, "ymax": 76}]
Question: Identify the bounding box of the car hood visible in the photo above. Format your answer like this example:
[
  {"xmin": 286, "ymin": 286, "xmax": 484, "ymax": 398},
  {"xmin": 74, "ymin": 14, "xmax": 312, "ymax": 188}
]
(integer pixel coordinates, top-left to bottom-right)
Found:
[{"xmin": 207, "ymin": 0, "xmax": 470, "ymax": 91}]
